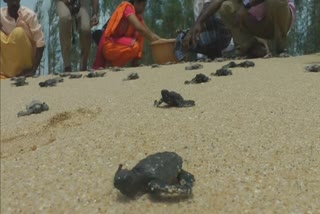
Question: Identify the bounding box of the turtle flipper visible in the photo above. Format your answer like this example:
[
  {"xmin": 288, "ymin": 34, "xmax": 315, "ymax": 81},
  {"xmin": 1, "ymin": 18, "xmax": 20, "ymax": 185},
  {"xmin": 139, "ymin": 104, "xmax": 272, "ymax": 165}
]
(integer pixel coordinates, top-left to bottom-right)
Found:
[
  {"xmin": 177, "ymin": 100, "xmax": 195, "ymax": 107},
  {"xmin": 154, "ymin": 98, "xmax": 163, "ymax": 107},
  {"xmin": 17, "ymin": 109, "xmax": 33, "ymax": 117},
  {"xmin": 148, "ymin": 179, "xmax": 193, "ymax": 196},
  {"xmin": 178, "ymin": 169, "xmax": 195, "ymax": 188}
]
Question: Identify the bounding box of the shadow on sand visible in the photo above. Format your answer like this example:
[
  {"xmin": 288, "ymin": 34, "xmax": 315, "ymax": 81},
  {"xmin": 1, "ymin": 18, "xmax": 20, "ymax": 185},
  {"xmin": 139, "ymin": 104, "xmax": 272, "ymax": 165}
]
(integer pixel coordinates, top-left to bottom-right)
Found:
[{"xmin": 116, "ymin": 192, "xmax": 193, "ymax": 204}]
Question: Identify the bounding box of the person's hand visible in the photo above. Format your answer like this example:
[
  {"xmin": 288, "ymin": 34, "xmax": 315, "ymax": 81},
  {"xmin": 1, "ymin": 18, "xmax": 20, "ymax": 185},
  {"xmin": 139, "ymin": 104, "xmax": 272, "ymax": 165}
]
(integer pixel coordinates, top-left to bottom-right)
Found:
[
  {"xmin": 182, "ymin": 30, "xmax": 193, "ymax": 50},
  {"xmin": 91, "ymin": 14, "xmax": 99, "ymax": 27},
  {"xmin": 192, "ymin": 22, "xmax": 202, "ymax": 48},
  {"xmin": 151, "ymin": 33, "xmax": 161, "ymax": 42}
]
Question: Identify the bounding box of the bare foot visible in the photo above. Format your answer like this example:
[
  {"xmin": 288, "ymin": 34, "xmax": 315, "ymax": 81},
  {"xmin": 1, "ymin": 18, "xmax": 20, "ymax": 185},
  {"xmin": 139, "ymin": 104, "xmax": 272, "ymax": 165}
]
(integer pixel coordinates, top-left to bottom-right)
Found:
[
  {"xmin": 263, "ymin": 53, "xmax": 273, "ymax": 59},
  {"xmin": 278, "ymin": 52, "xmax": 290, "ymax": 58}
]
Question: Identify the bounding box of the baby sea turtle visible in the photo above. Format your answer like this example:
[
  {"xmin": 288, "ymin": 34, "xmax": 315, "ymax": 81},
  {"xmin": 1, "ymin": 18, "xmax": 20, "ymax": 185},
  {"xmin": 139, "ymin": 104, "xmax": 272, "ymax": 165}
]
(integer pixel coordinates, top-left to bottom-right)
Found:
[
  {"xmin": 222, "ymin": 61, "xmax": 255, "ymax": 68},
  {"xmin": 213, "ymin": 57, "xmax": 225, "ymax": 62},
  {"xmin": 165, "ymin": 61, "xmax": 174, "ymax": 65},
  {"xmin": 185, "ymin": 63, "xmax": 203, "ymax": 71},
  {"xmin": 59, "ymin": 73, "xmax": 71, "ymax": 77},
  {"xmin": 222, "ymin": 61, "xmax": 238, "ymax": 69},
  {"xmin": 86, "ymin": 71, "xmax": 106, "ymax": 78},
  {"xmin": 278, "ymin": 52, "xmax": 290, "ymax": 58},
  {"xmin": 17, "ymin": 100, "xmax": 49, "ymax": 117},
  {"xmin": 185, "ymin": 73, "xmax": 211, "ymax": 84},
  {"xmin": 123, "ymin": 72, "xmax": 139, "ymax": 81},
  {"xmin": 69, "ymin": 73, "xmax": 83, "ymax": 79},
  {"xmin": 39, "ymin": 77, "xmax": 64, "ymax": 87},
  {"xmin": 11, "ymin": 76, "xmax": 28, "ymax": 87},
  {"xmin": 237, "ymin": 60, "xmax": 255, "ymax": 68},
  {"xmin": 154, "ymin": 89, "xmax": 195, "ymax": 107},
  {"xmin": 211, "ymin": 68, "xmax": 233, "ymax": 76},
  {"xmin": 151, "ymin": 64, "xmax": 161, "ymax": 68},
  {"xmin": 305, "ymin": 64, "xmax": 320, "ymax": 72},
  {"xmin": 196, "ymin": 58, "xmax": 207, "ymax": 63},
  {"xmin": 114, "ymin": 151, "xmax": 195, "ymax": 198},
  {"xmin": 110, "ymin": 67, "xmax": 124, "ymax": 72}
]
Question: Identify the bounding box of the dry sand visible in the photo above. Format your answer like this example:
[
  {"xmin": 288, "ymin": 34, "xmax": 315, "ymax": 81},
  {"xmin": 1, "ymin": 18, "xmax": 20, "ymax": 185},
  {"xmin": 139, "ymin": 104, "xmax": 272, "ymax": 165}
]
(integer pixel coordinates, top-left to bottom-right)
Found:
[{"xmin": 1, "ymin": 54, "xmax": 320, "ymax": 213}]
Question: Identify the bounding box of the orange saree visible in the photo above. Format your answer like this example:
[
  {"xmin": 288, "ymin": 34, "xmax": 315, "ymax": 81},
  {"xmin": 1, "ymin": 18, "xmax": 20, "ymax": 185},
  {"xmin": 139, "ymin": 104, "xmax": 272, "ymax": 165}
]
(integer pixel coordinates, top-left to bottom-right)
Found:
[{"xmin": 93, "ymin": 2, "xmax": 145, "ymax": 68}]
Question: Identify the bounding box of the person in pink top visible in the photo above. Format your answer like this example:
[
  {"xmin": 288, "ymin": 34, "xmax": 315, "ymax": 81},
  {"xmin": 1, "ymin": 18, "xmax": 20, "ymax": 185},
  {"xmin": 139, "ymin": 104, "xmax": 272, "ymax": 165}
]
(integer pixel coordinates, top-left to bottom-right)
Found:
[
  {"xmin": 0, "ymin": 0, "xmax": 45, "ymax": 78},
  {"xmin": 187, "ymin": 0, "xmax": 296, "ymax": 58}
]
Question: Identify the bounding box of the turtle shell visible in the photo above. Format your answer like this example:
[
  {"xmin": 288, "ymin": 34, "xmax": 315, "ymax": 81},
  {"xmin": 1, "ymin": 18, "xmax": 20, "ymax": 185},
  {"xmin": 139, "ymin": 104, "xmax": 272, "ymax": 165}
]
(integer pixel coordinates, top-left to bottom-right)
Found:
[
  {"xmin": 26, "ymin": 100, "xmax": 43, "ymax": 110},
  {"xmin": 132, "ymin": 152, "xmax": 183, "ymax": 184}
]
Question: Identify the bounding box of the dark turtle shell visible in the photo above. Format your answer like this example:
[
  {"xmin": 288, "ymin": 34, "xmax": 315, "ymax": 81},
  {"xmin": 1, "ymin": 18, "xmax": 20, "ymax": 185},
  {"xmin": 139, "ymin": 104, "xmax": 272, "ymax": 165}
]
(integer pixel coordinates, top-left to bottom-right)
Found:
[
  {"xmin": 160, "ymin": 90, "xmax": 195, "ymax": 107},
  {"xmin": 132, "ymin": 152, "xmax": 183, "ymax": 183}
]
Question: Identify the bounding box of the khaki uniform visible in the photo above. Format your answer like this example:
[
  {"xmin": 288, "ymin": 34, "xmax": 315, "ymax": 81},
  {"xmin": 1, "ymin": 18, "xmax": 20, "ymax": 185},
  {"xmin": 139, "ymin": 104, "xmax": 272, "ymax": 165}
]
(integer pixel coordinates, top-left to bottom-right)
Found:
[{"xmin": 219, "ymin": 0, "xmax": 292, "ymax": 54}]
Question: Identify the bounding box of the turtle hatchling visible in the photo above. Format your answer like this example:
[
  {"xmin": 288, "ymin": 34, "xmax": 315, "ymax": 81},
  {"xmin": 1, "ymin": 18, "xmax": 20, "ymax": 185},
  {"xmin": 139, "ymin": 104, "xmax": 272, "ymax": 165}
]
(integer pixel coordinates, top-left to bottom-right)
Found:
[
  {"xmin": 222, "ymin": 61, "xmax": 238, "ymax": 69},
  {"xmin": 110, "ymin": 67, "xmax": 124, "ymax": 72},
  {"xmin": 114, "ymin": 151, "xmax": 195, "ymax": 198},
  {"xmin": 212, "ymin": 68, "xmax": 233, "ymax": 76},
  {"xmin": 39, "ymin": 77, "xmax": 64, "ymax": 87},
  {"xmin": 237, "ymin": 60, "xmax": 255, "ymax": 68},
  {"xmin": 86, "ymin": 71, "xmax": 106, "ymax": 78},
  {"xmin": 185, "ymin": 63, "xmax": 203, "ymax": 71},
  {"xmin": 123, "ymin": 72, "xmax": 139, "ymax": 81},
  {"xmin": 213, "ymin": 57, "xmax": 225, "ymax": 62},
  {"xmin": 69, "ymin": 73, "xmax": 83, "ymax": 79},
  {"xmin": 151, "ymin": 64, "xmax": 161, "ymax": 68},
  {"xmin": 185, "ymin": 73, "xmax": 211, "ymax": 84},
  {"xmin": 59, "ymin": 73, "xmax": 71, "ymax": 77},
  {"xmin": 222, "ymin": 61, "xmax": 254, "ymax": 68},
  {"xmin": 17, "ymin": 100, "xmax": 49, "ymax": 117},
  {"xmin": 154, "ymin": 89, "xmax": 195, "ymax": 107},
  {"xmin": 305, "ymin": 64, "xmax": 320, "ymax": 72},
  {"xmin": 11, "ymin": 76, "xmax": 28, "ymax": 87}
]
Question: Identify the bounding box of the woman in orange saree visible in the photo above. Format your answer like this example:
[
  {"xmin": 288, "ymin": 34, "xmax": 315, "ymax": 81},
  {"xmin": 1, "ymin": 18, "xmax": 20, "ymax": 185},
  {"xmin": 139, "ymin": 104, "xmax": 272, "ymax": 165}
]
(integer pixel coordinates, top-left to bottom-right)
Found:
[{"xmin": 93, "ymin": 0, "xmax": 160, "ymax": 68}]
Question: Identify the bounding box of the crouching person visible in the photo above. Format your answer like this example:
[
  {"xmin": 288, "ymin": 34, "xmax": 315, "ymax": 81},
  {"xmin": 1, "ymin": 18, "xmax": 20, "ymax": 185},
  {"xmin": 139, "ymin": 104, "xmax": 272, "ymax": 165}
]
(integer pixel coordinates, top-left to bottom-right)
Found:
[
  {"xmin": 175, "ymin": 14, "xmax": 233, "ymax": 61},
  {"xmin": 93, "ymin": 0, "xmax": 160, "ymax": 69},
  {"xmin": 0, "ymin": 0, "xmax": 45, "ymax": 79}
]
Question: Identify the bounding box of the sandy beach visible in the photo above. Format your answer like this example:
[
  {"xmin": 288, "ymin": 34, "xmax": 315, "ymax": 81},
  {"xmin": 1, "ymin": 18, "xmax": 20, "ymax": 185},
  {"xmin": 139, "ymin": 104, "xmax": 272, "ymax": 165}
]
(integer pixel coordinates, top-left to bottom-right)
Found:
[{"xmin": 1, "ymin": 54, "xmax": 320, "ymax": 213}]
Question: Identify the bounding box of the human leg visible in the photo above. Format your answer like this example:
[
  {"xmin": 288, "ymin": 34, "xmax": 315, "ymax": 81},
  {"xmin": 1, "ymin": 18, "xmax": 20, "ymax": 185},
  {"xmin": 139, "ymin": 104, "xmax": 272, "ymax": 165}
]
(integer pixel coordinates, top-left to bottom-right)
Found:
[
  {"xmin": 265, "ymin": 0, "xmax": 291, "ymax": 53},
  {"xmin": 194, "ymin": 0, "xmax": 208, "ymax": 60},
  {"xmin": 219, "ymin": 0, "xmax": 259, "ymax": 56},
  {"xmin": 78, "ymin": 2, "xmax": 91, "ymax": 71},
  {"xmin": 56, "ymin": 0, "xmax": 72, "ymax": 71}
]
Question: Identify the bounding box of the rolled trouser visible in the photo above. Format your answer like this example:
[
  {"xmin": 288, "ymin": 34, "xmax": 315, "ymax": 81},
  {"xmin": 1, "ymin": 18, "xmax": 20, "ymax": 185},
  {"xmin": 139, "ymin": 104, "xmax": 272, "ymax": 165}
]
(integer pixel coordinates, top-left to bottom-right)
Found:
[
  {"xmin": 56, "ymin": 0, "xmax": 91, "ymax": 70},
  {"xmin": 219, "ymin": 0, "xmax": 292, "ymax": 54}
]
